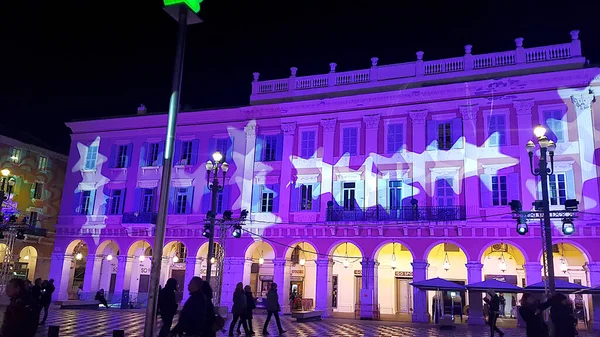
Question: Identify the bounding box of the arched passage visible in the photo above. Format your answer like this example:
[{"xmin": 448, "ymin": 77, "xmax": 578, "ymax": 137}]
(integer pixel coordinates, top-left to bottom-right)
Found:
[
  {"xmin": 126, "ymin": 240, "xmax": 152, "ymax": 302},
  {"xmin": 329, "ymin": 242, "xmax": 363, "ymax": 316},
  {"xmin": 163, "ymin": 241, "xmax": 187, "ymax": 302},
  {"xmin": 94, "ymin": 240, "xmax": 119, "ymax": 299},
  {"xmin": 540, "ymin": 242, "xmax": 589, "ymax": 283},
  {"xmin": 244, "ymin": 241, "xmax": 276, "ymax": 297},
  {"xmin": 284, "ymin": 241, "xmax": 317, "ymax": 312},
  {"xmin": 18, "ymin": 246, "xmax": 38, "ymax": 282},
  {"xmin": 426, "ymin": 242, "xmax": 467, "ymax": 318},
  {"xmin": 63, "ymin": 240, "xmax": 88, "ymax": 300},
  {"xmin": 197, "ymin": 241, "xmax": 224, "ymax": 289},
  {"xmin": 375, "ymin": 242, "xmax": 414, "ymax": 319}
]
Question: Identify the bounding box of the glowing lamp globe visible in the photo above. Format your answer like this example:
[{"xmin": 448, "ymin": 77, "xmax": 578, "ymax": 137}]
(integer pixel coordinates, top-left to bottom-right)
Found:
[
  {"xmin": 299, "ymin": 258, "xmax": 306, "ymax": 266},
  {"xmin": 173, "ymin": 256, "xmax": 179, "ymax": 263},
  {"xmin": 106, "ymin": 254, "xmax": 113, "ymax": 261},
  {"xmin": 498, "ymin": 260, "xmax": 507, "ymax": 273},
  {"xmin": 75, "ymin": 253, "xmax": 83, "ymax": 260},
  {"xmin": 533, "ymin": 125, "xmax": 547, "ymax": 138},
  {"xmin": 443, "ymin": 261, "xmax": 450, "ymax": 271},
  {"xmin": 139, "ymin": 255, "xmax": 145, "ymax": 262},
  {"xmin": 343, "ymin": 259, "xmax": 350, "ymax": 268},
  {"xmin": 391, "ymin": 259, "xmax": 397, "ymax": 270},
  {"xmin": 24, "ymin": 255, "xmax": 29, "ymax": 261},
  {"xmin": 210, "ymin": 257, "xmax": 215, "ymax": 264},
  {"xmin": 212, "ymin": 151, "xmax": 223, "ymax": 163},
  {"xmin": 560, "ymin": 259, "xmax": 568, "ymax": 273},
  {"xmin": 1, "ymin": 169, "xmax": 10, "ymax": 177},
  {"xmin": 259, "ymin": 257, "xmax": 264, "ymax": 265}
]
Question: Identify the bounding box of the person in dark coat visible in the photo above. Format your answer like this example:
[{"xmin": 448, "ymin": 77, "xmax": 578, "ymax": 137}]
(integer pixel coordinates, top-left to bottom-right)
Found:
[
  {"xmin": 30, "ymin": 278, "xmax": 43, "ymax": 321},
  {"xmin": 263, "ymin": 283, "xmax": 286, "ymax": 335},
  {"xmin": 158, "ymin": 278, "xmax": 178, "ymax": 337},
  {"xmin": 483, "ymin": 290, "xmax": 505, "ymax": 337},
  {"xmin": 170, "ymin": 276, "xmax": 206, "ymax": 337},
  {"xmin": 519, "ymin": 293, "xmax": 549, "ymax": 337},
  {"xmin": 202, "ymin": 281, "xmax": 218, "ymax": 337},
  {"xmin": 1, "ymin": 278, "xmax": 39, "ymax": 337},
  {"xmin": 539, "ymin": 293, "xmax": 578, "ymax": 337},
  {"xmin": 229, "ymin": 282, "xmax": 250, "ymax": 336},
  {"xmin": 237, "ymin": 285, "xmax": 256, "ymax": 334},
  {"xmin": 95, "ymin": 289, "xmax": 109, "ymax": 308},
  {"xmin": 39, "ymin": 279, "xmax": 55, "ymax": 324}
]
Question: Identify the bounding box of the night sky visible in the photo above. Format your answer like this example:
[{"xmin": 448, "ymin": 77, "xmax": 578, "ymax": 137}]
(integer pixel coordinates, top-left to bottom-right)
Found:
[{"xmin": 2, "ymin": 0, "xmax": 599, "ymax": 154}]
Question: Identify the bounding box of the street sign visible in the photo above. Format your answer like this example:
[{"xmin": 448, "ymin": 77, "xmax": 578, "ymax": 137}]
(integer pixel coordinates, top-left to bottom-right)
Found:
[{"xmin": 164, "ymin": 0, "xmax": 202, "ymax": 13}]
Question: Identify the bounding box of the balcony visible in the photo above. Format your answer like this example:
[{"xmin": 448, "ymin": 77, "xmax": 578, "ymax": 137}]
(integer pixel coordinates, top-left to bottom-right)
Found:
[
  {"xmin": 122, "ymin": 212, "xmax": 157, "ymax": 225},
  {"xmin": 23, "ymin": 227, "xmax": 48, "ymax": 237},
  {"xmin": 326, "ymin": 206, "xmax": 466, "ymax": 222}
]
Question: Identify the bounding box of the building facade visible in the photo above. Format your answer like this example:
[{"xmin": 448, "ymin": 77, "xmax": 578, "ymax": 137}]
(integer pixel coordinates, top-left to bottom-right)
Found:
[
  {"xmin": 50, "ymin": 31, "xmax": 600, "ymax": 327},
  {"xmin": 1, "ymin": 135, "xmax": 66, "ymax": 282}
]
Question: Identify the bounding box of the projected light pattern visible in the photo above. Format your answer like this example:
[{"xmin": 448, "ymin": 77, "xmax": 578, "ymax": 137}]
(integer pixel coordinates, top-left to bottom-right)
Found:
[{"xmin": 49, "ymin": 33, "xmax": 600, "ymax": 327}]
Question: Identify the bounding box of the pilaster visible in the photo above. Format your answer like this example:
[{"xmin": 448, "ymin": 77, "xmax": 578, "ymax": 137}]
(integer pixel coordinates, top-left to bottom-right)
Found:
[
  {"xmin": 272, "ymin": 258, "xmax": 292, "ymax": 314},
  {"xmin": 82, "ymin": 255, "xmax": 102, "ymax": 300},
  {"xmin": 409, "ymin": 110, "xmax": 427, "ymax": 207},
  {"xmin": 411, "ymin": 260, "xmax": 429, "ymax": 323},
  {"xmin": 49, "ymin": 253, "xmax": 66, "ymax": 301},
  {"xmin": 359, "ymin": 258, "xmax": 378, "ymax": 319},
  {"xmin": 585, "ymin": 262, "xmax": 600, "ymax": 331},
  {"xmin": 363, "ymin": 115, "xmax": 380, "ymax": 210},
  {"xmin": 320, "ymin": 118, "xmax": 337, "ymax": 216},
  {"xmin": 242, "ymin": 123, "xmax": 257, "ymax": 212},
  {"xmin": 221, "ymin": 257, "xmax": 247, "ymax": 310},
  {"xmin": 114, "ymin": 256, "xmax": 132, "ymax": 308},
  {"xmin": 315, "ymin": 258, "xmax": 334, "ymax": 317},
  {"xmin": 182, "ymin": 258, "xmax": 198, "ymax": 303},
  {"xmin": 278, "ymin": 122, "xmax": 297, "ymax": 222},
  {"xmin": 523, "ymin": 262, "xmax": 543, "ymax": 286},
  {"xmin": 513, "ymin": 100, "xmax": 536, "ymax": 210},
  {"xmin": 459, "ymin": 104, "xmax": 479, "ymax": 217},
  {"xmin": 465, "ymin": 262, "xmax": 485, "ymax": 325}
]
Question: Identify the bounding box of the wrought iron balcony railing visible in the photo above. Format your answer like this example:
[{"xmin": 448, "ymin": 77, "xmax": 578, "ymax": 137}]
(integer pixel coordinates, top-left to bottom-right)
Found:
[
  {"xmin": 122, "ymin": 212, "xmax": 158, "ymax": 224},
  {"xmin": 326, "ymin": 206, "xmax": 466, "ymax": 222}
]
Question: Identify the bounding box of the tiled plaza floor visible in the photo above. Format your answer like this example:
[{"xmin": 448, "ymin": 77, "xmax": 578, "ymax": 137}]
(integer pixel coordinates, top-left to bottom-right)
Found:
[{"xmin": 17, "ymin": 308, "xmax": 597, "ymax": 337}]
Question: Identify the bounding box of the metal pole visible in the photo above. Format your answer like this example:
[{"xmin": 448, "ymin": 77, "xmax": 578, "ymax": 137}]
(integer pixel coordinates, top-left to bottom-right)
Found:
[
  {"xmin": 539, "ymin": 146, "xmax": 556, "ymax": 295},
  {"xmin": 143, "ymin": 5, "xmax": 188, "ymax": 337},
  {"xmin": 205, "ymin": 171, "xmax": 220, "ymax": 285}
]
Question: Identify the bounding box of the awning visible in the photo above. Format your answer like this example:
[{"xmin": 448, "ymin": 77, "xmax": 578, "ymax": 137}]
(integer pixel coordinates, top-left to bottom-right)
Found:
[
  {"xmin": 524, "ymin": 280, "xmax": 588, "ymax": 293},
  {"xmin": 466, "ymin": 279, "xmax": 523, "ymax": 293},
  {"xmin": 410, "ymin": 277, "xmax": 466, "ymax": 291}
]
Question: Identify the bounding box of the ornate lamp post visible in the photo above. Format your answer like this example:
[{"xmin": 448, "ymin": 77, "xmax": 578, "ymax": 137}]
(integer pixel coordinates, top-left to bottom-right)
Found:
[
  {"xmin": 204, "ymin": 151, "xmax": 228, "ymax": 284},
  {"xmin": 526, "ymin": 125, "xmax": 557, "ymax": 295}
]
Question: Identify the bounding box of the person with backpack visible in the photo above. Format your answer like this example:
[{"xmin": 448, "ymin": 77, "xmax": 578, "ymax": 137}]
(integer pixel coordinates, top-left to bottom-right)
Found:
[{"xmin": 1, "ymin": 278, "xmax": 39, "ymax": 337}]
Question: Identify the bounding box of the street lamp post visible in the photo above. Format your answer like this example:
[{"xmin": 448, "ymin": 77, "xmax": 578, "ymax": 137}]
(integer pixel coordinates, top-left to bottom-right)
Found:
[
  {"xmin": 527, "ymin": 125, "xmax": 557, "ymax": 295},
  {"xmin": 204, "ymin": 151, "xmax": 228, "ymax": 284}
]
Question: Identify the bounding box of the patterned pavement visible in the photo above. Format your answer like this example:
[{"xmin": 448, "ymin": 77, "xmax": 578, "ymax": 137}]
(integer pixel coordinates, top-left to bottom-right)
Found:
[{"xmin": 2, "ymin": 307, "xmax": 593, "ymax": 337}]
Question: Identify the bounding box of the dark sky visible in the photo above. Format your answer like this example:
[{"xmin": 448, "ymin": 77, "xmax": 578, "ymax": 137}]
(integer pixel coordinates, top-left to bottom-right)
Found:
[{"xmin": 2, "ymin": 0, "xmax": 599, "ymax": 154}]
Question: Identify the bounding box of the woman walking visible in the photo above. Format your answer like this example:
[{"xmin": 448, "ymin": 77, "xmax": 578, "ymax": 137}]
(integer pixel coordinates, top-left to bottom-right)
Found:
[
  {"xmin": 539, "ymin": 293, "xmax": 578, "ymax": 337},
  {"xmin": 229, "ymin": 282, "xmax": 250, "ymax": 336},
  {"xmin": 483, "ymin": 290, "xmax": 505, "ymax": 337},
  {"xmin": 237, "ymin": 285, "xmax": 256, "ymax": 335},
  {"xmin": 519, "ymin": 293, "xmax": 549, "ymax": 337},
  {"xmin": 158, "ymin": 278, "xmax": 178, "ymax": 337},
  {"xmin": 263, "ymin": 283, "xmax": 286, "ymax": 335}
]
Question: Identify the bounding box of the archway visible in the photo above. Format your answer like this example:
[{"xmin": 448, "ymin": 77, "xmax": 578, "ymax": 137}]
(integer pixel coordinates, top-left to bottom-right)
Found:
[
  {"xmin": 18, "ymin": 246, "xmax": 38, "ymax": 282},
  {"xmin": 65, "ymin": 240, "xmax": 88, "ymax": 300},
  {"xmin": 481, "ymin": 242, "xmax": 527, "ymax": 318},
  {"xmin": 197, "ymin": 241, "xmax": 224, "ymax": 290},
  {"xmin": 95, "ymin": 240, "xmax": 119, "ymax": 300},
  {"xmin": 126, "ymin": 240, "xmax": 152, "ymax": 305},
  {"xmin": 329, "ymin": 242, "xmax": 363, "ymax": 316},
  {"xmin": 375, "ymin": 242, "xmax": 414, "ymax": 320},
  {"xmin": 163, "ymin": 241, "xmax": 187, "ymax": 302},
  {"xmin": 426, "ymin": 242, "xmax": 467, "ymax": 319},
  {"xmin": 244, "ymin": 241, "xmax": 276, "ymax": 298},
  {"xmin": 284, "ymin": 242, "xmax": 317, "ymax": 312}
]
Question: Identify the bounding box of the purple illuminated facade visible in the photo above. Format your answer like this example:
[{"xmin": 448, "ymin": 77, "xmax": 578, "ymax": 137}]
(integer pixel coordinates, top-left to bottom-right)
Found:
[{"xmin": 51, "ymin": 31, "xmax": 600, "ymax": 327}]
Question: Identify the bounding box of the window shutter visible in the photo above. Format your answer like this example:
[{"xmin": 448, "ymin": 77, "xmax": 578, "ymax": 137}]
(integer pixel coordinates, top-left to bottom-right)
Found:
[
  {"xmin": 226, "ymin": 137, "xmax": 234, "ymax": 162},
  {"xmin": 254, "ymin": 135, "xmax": 264, "ymax": 162},
  {"xmin": 480, "ymin": 174, "xmax": 491, "ymax": 208},
  {"xmin": 275, "ymin": 134, "xmax": 284, "ymax": 161},
  {"xmin": 46, "ymin": 158, "xmax": 53, "ymax": 170},
  {"xmin": 355, "ymin": 180, "xmax": 365, "ymax": 210},
  {"xmin": 173, "ymin": 141, "xmax": 181, "ymax": 166},
  {"xmin": 290, "ymin": 182, "xmax": 299, "ymax": 212},
  {"xmin": 201, "ymin": 186, "xmax": 211, "ymax": 213},
  {"xmin": 103, "ymin": 189, "xmax": 110, "ymax": 215},
  {"xmin": 140, "ymin": 142, "xmax": 148, "ymax": 167},
  {"xmin": 401, "ymin": 178, "xmax": 413, "ymax": 207},
  {"xmin": 208, "ymin": 138, "xmax": 216, "ymax": 158},
  {"xmin": 133, "ymin": 188, "xmax": 142, "ymax": 212},
  {"xmin": 508, "ymin": 173, "xmax": 520, "ymax": 202},
  {"xmin": 190, "ymin": 140, "xmax": 199, "ymax": 165},
  {"xmin": 119, "ymin": 188, "xmax": 127, "ymax": 214},
  {"xmin": 185, "ymin": 186, "xmax": 194, "ymax": 214},
  {"xmin": 566, "ymin": 170, "xmax": 576, "ymax": 199},
  {"xmin": 88, "ymin": 190, "xmax": 96, "ymax": 215},
  {"xmin": 271, "ymin": 184, "xmax": 280, "ymax": 213},
  {"xmin": 251, "ymin": 185, "xmax": 261, "ymax": 213},
  {"xmin": 167, "ymin": 187, "xmax": 176, "ymax": 214},
  {"xmin": 29, "ymin": 183, "xmax": 36, "ymax": 199},
  {"xmin": 158, "ymin": 141, "xmax": 165, "ymax": 166},
  {"xmin": 312, "ymin": 183, "xmax": 321, "ymax": 212},
  {"xmin": 377, "ymin": 179, "xmax": 387, "ymax": 210},
  {"xmin": 125, "ymin": 144, "xmax": 133, "ymax": 167},
  {"xmin": 332, "ymin": 182, "xmax": 343, "ymax": 207},
  {"xmin": 426, "ymin": 120, "xmax": 438, "ymax": 151},
  {"xmin": 109, "ymin": 144, "xmax": 117, "ymax": 168},
  {"xmin": 73, "ymin": 192, "xmax": 82, "ymax": 215},
  {"xmin": 451, "ymin": 118, "xmax": 463, "ymax": 148}
]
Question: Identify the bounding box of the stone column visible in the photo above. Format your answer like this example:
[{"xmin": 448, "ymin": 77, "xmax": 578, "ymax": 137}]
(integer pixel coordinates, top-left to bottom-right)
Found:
[
  {"xmin": 363, "ymin": 114, "xmax": 380, "ymax": 210},
  {"xmin": 523, "ymin": 262, "xmax": 543, "ymax": 286},
  {"xmin": 360, "ymin": 258, "xmax": 378, "ymax": 319},
  {"xmin": 278, "ymin": 122, "xmax": 297, "ymax": 222},
  {"xmin": 48, "ymin": 253, "xmax": 66, "ymax": 301},
  {"xmin": 411, "ymin": 260, "xmax": 429, "ymax": 322},
  {"xmin": 315, "ymin": 258, "xmax": 333, "ymax": 317},
  {"xmin": 466, "ymin": 262, "xmax": 485, "ymax": 325},
  {"xmin": 571, "ymin": 93, "xmax": 600, "ymax": 215},
  {"xmin": 272, "ymin": 258, "xmax": 292, "ymax": 314},
  {"xmin": 159, "ymin": 257, "xmax": 170, "ymax": 287},
  {"xmin": 513, "ymin": 100, "xmax": 536, "ymax": 210},
  {"xmin": 221, "ymin": 257, "xmax": 247, "ymax": 310},
  {"xmin": 409, "ymin": 110, "xmax": 428, "ymax": 206},
  {"xmin": 182, "ymin": 258, "xmax": 197, "ymax": 303},
  {"xmin": 459, "ymin": 105, "xmax": 479, "ymax": 217},
  {"xmin": 242, "ymin": 259, "xmax": 253, "ymax": 288},
  {"xmin": 114, "ymin": 256, "xmax": 131, "ymax": 308},
  {"xmin": 82, "ymin": 255, "xmax": 102, "ymax": 300},
  {"xmin": 586, "ymin": 262, "xmax": 600, "ymax": 331},
  {"xmin": 320, "ymin": 118, "xmax": 337, "ymax": 216},
  {"xmin": 242, "ymin": 123, "xmax": 257, "ymax": 212}
]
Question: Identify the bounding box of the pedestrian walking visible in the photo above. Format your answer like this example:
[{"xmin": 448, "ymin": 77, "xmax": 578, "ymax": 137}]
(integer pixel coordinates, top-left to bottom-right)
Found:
[
  {"xmin": 483, "ymin": 290, "xmax": 505, "ymax": 337},
  {"xmin": 237, "ymin": 285, "xmax": 256, "ymax": 335},
  {"xmin": 263, "ymin": 283, "xmax": 286, "ymax": 335},
  {"xmin": 30, "ymin": 278, "xmax": 43, "ymax": 321},
  {"xmin": 519, "ymin": 293, "xmax": 549, "ymax": 337},
  {"xmin": 1, "ymin": 278, "xmax": 39, "ymax": 337},
  {"xmin": 229, "ymin": 282, "xmax": 250, "ymax": 336},
  {"xmin": 499, "ymin": 293, "xmax": 506, "ymax": 317},
  {"xmin": 169, "ymin": 276, "xmax": 206, "ymax": 337},
  {"xmin": 39, "ymin": 279, "xmax": 55, "ymax": 324},
  {"xmin": 202, "ymin": 282, "xmax": 224, "ymax": 337},
  {"xmin": 539, "ymin": 293, "xmax": 578, "ymax": 337},
  {"xmin": 158, "ymin": 278, "xmax": 178, "ymax": 337}
]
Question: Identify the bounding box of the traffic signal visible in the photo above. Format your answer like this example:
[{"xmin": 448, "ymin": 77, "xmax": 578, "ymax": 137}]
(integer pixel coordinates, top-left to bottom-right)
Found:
[{"xmin": 562, "ymin": 218, "xmax": 575, "ymax": 235}]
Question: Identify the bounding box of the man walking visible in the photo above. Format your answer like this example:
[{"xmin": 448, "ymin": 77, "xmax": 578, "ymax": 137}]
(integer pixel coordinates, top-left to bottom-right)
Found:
[{"xmin": 263, "ymin": 283, "xmax": 286, "ymax": 335}]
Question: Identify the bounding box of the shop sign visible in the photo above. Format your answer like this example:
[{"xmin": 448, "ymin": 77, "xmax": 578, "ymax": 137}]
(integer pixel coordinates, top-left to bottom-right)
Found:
[
  {"xmin": 259, "ymin": 275, "xmax": 274, "ymax": 281},
  {"xmin": 395, "ymin": 271, "xmax": 413, "ymax": 278},
  {"xmin": 354, "ymin": 270, "xmax": 362, "ymax": 276}
]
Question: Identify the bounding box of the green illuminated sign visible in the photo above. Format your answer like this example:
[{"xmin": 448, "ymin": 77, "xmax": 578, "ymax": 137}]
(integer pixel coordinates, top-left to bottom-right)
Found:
[{"xmin": 164, "ymin": 0, "xmax": 202, "ymax": 13}]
